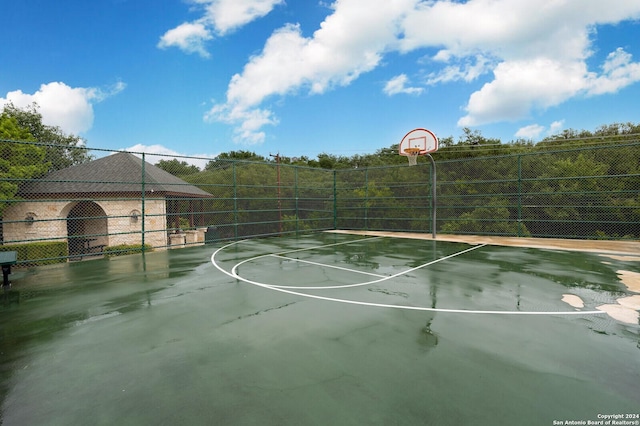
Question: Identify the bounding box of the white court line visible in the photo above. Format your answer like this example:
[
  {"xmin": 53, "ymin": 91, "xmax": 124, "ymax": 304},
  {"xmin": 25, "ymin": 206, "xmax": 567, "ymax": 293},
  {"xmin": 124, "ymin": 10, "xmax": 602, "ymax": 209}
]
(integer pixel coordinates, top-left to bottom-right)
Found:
[
  {"xmin": 273, "ymin": 236, "xmax": 384, "ymax": 256},
  {"xmin": 211, "ymin": 239, "xmax": 606, "ymax": 316},
  {"xmin": 255, "ymin": 244, "xmax": 487, "ymax": 289},
  {"xmin": 214, "ymin": 239, "xmax": 481, "ymax": 291},
  {"xmin": 211, "ymin": 236, "xmax": 383, "ymax": 283},
  {"xmin": 270, "ymin": 254, "xmax": 387, "ymax": 278},
  {"xmin": 213, "ymin": 236, "xmax": 383, "ymax": 268}
]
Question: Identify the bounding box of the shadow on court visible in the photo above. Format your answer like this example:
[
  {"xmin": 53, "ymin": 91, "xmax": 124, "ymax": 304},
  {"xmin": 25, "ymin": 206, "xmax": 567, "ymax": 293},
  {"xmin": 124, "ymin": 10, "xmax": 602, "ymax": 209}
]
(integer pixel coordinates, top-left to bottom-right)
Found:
[{"xmin": 1, "ymin": 234, "xmax": 639, "ymax": 425}]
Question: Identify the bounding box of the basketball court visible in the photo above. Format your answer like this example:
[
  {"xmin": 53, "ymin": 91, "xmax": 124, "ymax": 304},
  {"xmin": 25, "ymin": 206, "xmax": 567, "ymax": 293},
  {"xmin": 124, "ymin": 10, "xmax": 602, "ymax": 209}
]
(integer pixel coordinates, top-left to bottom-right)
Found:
[{"xmin": 1, "ymin": 231, "xmax": 639, "ymax": 425}]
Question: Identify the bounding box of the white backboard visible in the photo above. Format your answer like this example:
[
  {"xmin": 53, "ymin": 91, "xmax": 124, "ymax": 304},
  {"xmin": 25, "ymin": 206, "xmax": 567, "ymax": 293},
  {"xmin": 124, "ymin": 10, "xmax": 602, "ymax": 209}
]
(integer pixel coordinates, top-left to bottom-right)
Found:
[{"xmin": 399, "ymin": 128, "xmax": 438, "ymax": 156}]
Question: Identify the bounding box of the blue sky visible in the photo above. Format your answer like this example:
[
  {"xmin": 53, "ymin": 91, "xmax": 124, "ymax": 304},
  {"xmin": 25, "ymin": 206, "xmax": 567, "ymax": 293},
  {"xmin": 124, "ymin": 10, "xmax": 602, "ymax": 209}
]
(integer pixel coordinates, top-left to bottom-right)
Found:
[{"xmin": 2, "ymin": 0, "xmax": 640, "ymax": 166}]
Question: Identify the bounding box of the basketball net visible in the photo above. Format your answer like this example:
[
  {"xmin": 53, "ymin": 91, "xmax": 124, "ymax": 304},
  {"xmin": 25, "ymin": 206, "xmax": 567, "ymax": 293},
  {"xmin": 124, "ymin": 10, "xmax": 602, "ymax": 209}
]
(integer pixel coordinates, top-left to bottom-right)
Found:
[{"xmin": 404, "ymin": 148, "xmax": 422, "ymax": 166}]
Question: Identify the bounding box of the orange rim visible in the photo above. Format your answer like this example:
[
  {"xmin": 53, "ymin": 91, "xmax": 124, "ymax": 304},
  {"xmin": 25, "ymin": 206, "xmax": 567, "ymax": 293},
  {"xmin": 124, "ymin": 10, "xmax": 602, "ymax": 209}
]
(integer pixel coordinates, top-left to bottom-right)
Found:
[{"xmin": 404, "ymin": 148, "xmax": 422, "ymax": 155}]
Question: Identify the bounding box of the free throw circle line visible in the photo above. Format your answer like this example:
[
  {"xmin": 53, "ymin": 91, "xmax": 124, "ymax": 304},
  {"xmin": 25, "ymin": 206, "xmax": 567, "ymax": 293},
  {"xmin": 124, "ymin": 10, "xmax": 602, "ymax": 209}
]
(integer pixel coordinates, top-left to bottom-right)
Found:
[
  {"xmin": 211, "ymin": 237, "xmax": 381, "ymax": 278},
  {"xmin": 241, "ymin": 244, "xmax": 487, "ymax": 289},
  {"xmin": 211, "ymin": 240, "xmax": 606, "ymax": 316},
  {"xmin": 269, "ymin": 254, "xmax": 388, "ymax": 278}
]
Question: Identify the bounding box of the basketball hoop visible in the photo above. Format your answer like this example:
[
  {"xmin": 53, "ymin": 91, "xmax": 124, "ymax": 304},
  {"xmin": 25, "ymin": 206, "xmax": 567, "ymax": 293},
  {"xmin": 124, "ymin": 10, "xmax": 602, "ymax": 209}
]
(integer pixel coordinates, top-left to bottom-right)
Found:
[
  {"xmin": 404, "ymin": 147, "xmax": 422, "ymax": 166},
  {"xmin": 399, "ymin": 128, "xmax": 438, "ymax": 167}
]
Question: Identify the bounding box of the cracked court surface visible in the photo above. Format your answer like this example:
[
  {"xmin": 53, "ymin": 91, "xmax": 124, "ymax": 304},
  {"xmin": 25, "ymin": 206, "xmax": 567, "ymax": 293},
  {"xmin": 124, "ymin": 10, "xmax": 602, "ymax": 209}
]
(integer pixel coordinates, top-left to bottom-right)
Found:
[{"xmin": 1, "ymin": 232, "xmax": 639, "ymax": 425}]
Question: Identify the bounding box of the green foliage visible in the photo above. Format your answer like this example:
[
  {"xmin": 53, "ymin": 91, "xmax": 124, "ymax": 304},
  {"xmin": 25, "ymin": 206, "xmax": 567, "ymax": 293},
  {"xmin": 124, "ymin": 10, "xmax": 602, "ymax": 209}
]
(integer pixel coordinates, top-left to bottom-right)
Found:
[
  {"xmin": 202, "ymin": 121, "xmax": 638, "ymax": 170},
  {"xmin": 4, "ymin": 119, "xmax": 637, "ymax": 261},
  {"xmin": 1, "ymin": 103, "xmax": 93, "ymax": 171},
  {"xmin": 184, "ymin": 159, "xmax": 336, "ymax": 237},
  {"xmin": 178, "ymin": 217, "xmax": 191, "ymax": 230},
  {"xmin": 102, "ymin": 244, "xmax": 153, "ymax": 257},
  {"xmin": 282, "ymin": 214, "xmax": 308, "ymax": 232},
  {"xmin": 183, "ymin": 127, "xmax": 639, "ymax": 240},
  {"xmin": 0, "ymin": 241, "xmax": 68, "ymax": 266},
  {"xmin": 440, "ymin": 200, "xmax": 531, "ymax": 237},
  {"xmin": 0, "ymin": 114, "xmax": 50, "ymax": 215},
  {"xmin": 156, "ymin": 158, "xmax": 200, "ymax": 176},
  {"xmin": 1, "ymin": 103, "xmax": 92, "ymax": 221},
  {"xmin": 204, "ymin": 150, "xmax": 267, "ymax": 171},
  {"xmin": 541, "ymin": 121, "xmax": 640, "ymax": 144},
  {"xmin": 1, "ymin": 114, "xmax": 33, "ymax": 141}
]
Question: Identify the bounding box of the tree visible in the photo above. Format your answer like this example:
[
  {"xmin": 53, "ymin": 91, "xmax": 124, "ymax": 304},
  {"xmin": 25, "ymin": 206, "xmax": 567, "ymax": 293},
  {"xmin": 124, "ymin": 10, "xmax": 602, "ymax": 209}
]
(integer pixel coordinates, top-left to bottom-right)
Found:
[
  {"xmin": 317, "ymin": 153, "xmax": 337, "ymax": 169},
  {"xmin": 204, "ymin": 150, "xmax": 266, "ymax": 171},
  {"xmin": 156, "ymin": 158, "xmax": 200, "ymax": 176},
  {"xmin": 594, "ymin": 122, "xmax": 640, "ymax": 136},
  {"xmin": 458, "ymin": 127, "xmax": 500, "ymax": 146},
  {"xmin": 1, "ymin": 102, "xmax": 93, "ymax": 171},
  {"xmin": 440, "ymin": 200, "xmax": 531, "ymax": 237},
  {"xmin": 438, "ymin": 136, "xmax": 455, "ymax": 148},
  {"xmin": 0, "ymin": 114, "xmax": 49, "ymax": 215}
]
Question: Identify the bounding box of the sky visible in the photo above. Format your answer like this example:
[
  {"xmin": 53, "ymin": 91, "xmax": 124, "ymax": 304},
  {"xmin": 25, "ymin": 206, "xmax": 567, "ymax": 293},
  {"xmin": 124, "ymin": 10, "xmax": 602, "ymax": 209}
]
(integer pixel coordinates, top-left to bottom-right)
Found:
[{"xmin": 2, "ymin": 0, "xmax": 640, "ymax": 167}]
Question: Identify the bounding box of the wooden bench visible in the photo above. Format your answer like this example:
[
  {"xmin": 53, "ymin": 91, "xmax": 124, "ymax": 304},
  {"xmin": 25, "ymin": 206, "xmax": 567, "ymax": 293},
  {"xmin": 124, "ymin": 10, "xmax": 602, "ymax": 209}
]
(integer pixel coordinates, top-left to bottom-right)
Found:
[{"xmin": 88, "ymin": 244, "xmax": 107, "ymax": 254}]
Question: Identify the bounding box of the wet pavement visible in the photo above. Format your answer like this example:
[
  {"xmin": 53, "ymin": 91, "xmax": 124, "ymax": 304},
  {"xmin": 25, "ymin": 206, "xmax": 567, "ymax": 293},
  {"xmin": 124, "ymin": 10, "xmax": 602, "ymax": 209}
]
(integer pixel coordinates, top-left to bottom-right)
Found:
[{"xmin": 1, "ymin": 234, "xmax": 639, "ymax": 425}]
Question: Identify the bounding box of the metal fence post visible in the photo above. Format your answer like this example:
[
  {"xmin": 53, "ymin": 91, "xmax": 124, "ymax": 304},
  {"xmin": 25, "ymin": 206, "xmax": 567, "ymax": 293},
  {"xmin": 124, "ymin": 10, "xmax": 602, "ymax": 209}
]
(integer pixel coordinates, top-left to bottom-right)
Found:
[
  {"xmin": 364, "ymin": 168, "xmax": 369, "ymax": 230},
  {"xmin": 517, "ymin": 155, "xmax": 523, "ymax": 237},
  {"xmin": 333, "ymin": 170, "xmax": 338, "ymax": 230},
  {"xmin": 141, "ymin": 153, "xmax": 146, "ymax": 251},
  {"xmin": 233, "ymin": 162, "xmax": 238, "ymax": 240},
  {"xmin": 295, "ymin": 167, "xmax": 299, "ymax": 234},
  {"xmin": 427, "ymin": 154, "xmax": 436, "ymax": 239}
]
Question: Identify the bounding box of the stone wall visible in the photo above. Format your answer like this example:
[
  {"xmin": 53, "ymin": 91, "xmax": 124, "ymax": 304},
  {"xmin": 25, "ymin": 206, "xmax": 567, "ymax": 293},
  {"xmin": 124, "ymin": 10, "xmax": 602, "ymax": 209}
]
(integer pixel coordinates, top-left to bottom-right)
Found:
[
  {"xmin": 105, "ymin": 198, "xmax": 167, "ymax": 248},
  {"xmin": 3, "ymin": 196, "xmax": 169, "ymax": 248},
  {"xmin": 3, "ymin": 200, "xmax": 69, "ymax": 244}
]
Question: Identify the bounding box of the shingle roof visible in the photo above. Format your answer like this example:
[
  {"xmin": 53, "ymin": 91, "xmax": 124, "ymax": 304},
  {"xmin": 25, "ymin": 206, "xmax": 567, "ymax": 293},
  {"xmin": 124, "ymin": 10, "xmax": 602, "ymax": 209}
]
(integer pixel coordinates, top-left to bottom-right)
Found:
[{"xmin": 19, "ymin": 152, "xmax": 212, "ymax": 198}]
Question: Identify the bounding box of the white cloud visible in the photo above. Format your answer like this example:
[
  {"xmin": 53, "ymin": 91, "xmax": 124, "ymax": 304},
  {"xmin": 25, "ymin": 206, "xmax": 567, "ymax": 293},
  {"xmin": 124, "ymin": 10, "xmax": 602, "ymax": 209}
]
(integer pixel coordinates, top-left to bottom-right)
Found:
[
  {"xmin": 123, "ymin": 144, "xmax": 216, "ymax": 170},
  {"xmin": 207, "ymin": 0, "xmax": 414, "ymax": 143},
  {"xmin": 458, "ymin": 58, "xmax": 589, "ymax": 126},
  {"xmin": 515, "ymin": 119, "xmax": 566, "ymax": 139},
  {"xmin": 202, "ymin": 0, "xmax": 640, "ymax": 143},
  {"xmin": 426, "ymin": 54, "xmax": 494, "ymax": 85},
  {"xmin": 515, "ymin": 124, "xmax": 545, "ymax": 139},
  {"xmin": 205, "ymin": 103, "xmax": 278, "ymax": 144},
  {"xmin": 157, "ymin": 22, "xmax": 213, "ymax": 58},
  {"xmin": 384, "ymin": 74, "xmax": 423, "ymax": 96},
  {"xmin": 402, "ymin": 0, "xmax": 640, "ymax": 127},
  {"xmin": 159, "ymin": 0, "xmax": 284, "ymax": 57},
  {"xmin": 586, "ymin": 47, "xmax": 640, "ymax": 95},
  {"xmin": 458, "ymin": 46, "xmax": 640, "ymax": 126},
  {"xmin": 0, "ymin": 81, "xmax": 125, "ymax": 135},
  {"xmin": 548, "ymin": 120, "xmax": 565, "ymax": 135},
  {"xmin": 201, "ymin": 0, "xmax": 286, "ymax": 35}
]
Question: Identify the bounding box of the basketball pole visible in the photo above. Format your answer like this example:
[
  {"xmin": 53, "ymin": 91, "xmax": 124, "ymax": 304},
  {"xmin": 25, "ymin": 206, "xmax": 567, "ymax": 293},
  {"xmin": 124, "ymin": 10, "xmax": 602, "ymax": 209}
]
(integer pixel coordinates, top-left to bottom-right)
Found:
[
  {"xmin": 399, "ymin": 128, "xmax": 438, "ymax": 239},
  {"xmin": 269, "ymin": 152, "xmax": 282, "ymax": 235},
  {"xmin": 426, "ymin": 154, "xmax": 436, "ymax": 239}
]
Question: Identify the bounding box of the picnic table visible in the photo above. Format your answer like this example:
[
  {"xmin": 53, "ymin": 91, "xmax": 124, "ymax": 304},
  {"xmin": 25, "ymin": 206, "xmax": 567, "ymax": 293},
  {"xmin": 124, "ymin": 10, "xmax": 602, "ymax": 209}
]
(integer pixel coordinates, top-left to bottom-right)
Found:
[{"xmin": 69, "ymin": 238, "xmax": 107, "ymax": 260}]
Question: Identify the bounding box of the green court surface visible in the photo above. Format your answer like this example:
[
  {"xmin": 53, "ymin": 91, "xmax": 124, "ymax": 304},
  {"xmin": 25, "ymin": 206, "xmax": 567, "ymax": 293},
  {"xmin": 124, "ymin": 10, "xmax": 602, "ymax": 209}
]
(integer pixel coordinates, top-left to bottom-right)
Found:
[{"xmin": 1, "ymin": 233, "xmax": 639, "ymax": 425}]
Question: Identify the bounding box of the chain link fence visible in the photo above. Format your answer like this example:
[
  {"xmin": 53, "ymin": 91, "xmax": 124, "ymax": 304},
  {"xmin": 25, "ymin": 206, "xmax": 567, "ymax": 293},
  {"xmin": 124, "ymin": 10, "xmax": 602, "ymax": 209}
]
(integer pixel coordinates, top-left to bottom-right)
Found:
[
  {"xmin": 436, "ymin": 143, "xmax": 639, "ymax": 239},
  {"xmin": 1, "ymin": 139, "xmax": 638, "ymax": 266}
]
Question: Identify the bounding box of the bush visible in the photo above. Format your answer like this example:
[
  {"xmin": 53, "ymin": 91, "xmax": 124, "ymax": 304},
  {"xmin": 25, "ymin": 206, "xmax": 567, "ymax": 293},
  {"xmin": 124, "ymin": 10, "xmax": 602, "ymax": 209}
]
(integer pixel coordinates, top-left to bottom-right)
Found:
[
  {"xmin": 0, "ymin": 241, "xmax": 68, "ymax": 266},
  {"xmin": 102, "ymin": 244, "xmax": 153, "ymax": 257},
  {"xmin": 441, "ymin": 205, "xmax": 531, "ymax": 237}
]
